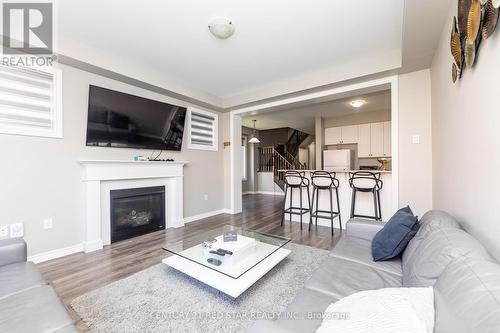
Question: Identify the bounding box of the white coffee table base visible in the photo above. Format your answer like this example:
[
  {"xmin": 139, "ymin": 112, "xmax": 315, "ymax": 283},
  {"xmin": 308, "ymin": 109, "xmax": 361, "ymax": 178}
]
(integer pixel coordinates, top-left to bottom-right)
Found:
[{"xmin": 162, "ymin": 248, "xmax": 291, "ymax": 298}]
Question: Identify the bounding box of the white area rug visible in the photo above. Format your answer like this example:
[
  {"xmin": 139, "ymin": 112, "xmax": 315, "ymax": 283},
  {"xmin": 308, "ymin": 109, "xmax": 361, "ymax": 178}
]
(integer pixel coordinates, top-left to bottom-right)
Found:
[{"xmin": 71, "ymin": 243, "xmax": 328, "ymax": 333}]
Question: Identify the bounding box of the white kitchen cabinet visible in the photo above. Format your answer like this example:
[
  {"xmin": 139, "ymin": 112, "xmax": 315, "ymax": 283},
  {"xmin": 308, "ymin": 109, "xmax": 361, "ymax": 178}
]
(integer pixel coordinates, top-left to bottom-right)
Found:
[
  {"xmin": 325, "ymin": 125, "xmax": 358, "ymax": 145},
  {"xmin": 357, "ymin": 122, "xmax": 391, "ymax": 158},
  {"xmin": 324, "ymin": 127, "xmax": 342, "ymax": 145},
  {"xmin": 358, "ymin": 124, "xmax": 371, "ymax": 157},
  {"xmin": 341, "ymin": 125, "xmax": 358, "ymax": 144},
  {"xmin": 370, "ymin": 122, "xmax": 384, "ymax": 157},
  {"xmin": 383, "ymin": 121, "xmax": 391, "ymax": 157}
]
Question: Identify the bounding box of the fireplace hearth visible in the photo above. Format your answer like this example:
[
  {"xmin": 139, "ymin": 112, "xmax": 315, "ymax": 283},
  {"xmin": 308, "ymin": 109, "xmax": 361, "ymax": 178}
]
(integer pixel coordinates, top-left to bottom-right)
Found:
[{"xmin": 110, "ymin": 186, "xmax": 165, "ymax": 243}]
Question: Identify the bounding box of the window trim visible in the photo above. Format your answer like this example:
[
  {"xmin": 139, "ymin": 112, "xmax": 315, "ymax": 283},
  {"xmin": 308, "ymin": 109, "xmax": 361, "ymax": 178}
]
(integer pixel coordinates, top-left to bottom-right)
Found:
[
  {"xmin": 186, "ymin": 107, "xmax": 219, "ymax": 151},
  {"xmin": 0, "ymin": 65, "xmax": 63, "ymax": 139}
]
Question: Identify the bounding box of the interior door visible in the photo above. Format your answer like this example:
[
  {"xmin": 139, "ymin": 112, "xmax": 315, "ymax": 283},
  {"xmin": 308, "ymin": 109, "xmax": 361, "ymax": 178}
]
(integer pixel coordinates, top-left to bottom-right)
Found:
[
  {"xmin": 357, "ymin": 124, "xmax": 371, "ymax": 157},
  {"xmin": 341, "ymin": 125, "xmax": 358, "ymax": 144},
  {"xmin": 324, "ymin": 127, "xmax": 342, "ymax": 145},
  {"xmin": 370, "ymin": 122, "xmax": 384, "ymax": 157}
]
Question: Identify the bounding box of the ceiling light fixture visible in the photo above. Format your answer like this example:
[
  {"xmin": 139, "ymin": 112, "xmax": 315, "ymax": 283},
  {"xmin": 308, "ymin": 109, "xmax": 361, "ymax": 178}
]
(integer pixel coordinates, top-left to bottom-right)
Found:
[
  {"xmin": 248, "ymin": 120, "xmax": 260, "ymax": 144},
  {"xmin": 350, "ymin": 100, "xmax": 366, "ymax": 108},
  {"xmin": 208, "ymin": 17, "xmax": 235, "ymax": 39}
]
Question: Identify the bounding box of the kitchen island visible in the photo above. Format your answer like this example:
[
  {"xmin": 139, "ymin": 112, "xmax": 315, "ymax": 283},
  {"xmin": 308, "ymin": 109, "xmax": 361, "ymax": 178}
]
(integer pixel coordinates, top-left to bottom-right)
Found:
[{"xmin": 278, "ymin": 170, "xmax": 392, "ymax": 229}]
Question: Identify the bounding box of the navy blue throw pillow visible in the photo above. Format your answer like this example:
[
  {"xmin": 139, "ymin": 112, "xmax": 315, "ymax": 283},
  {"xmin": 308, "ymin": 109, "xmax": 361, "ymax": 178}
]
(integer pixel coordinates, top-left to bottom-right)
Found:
[{"xmin": 372, "ymin": 206, "xmax": 419, "ymax": 261}]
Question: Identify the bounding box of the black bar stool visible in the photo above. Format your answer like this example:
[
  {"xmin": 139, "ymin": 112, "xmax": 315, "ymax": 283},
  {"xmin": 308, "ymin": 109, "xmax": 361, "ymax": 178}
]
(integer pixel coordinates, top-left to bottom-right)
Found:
[
  {"xmin": 348, "ymin": 171, "xmax": 383, "ymax": 221},
  {"xmin": 281, "ymin": 171, "xmax": 311, "ymax": 230},
  {"xmin": 309, "ymin": 171, "xmax": 342, "ymax": 235}
]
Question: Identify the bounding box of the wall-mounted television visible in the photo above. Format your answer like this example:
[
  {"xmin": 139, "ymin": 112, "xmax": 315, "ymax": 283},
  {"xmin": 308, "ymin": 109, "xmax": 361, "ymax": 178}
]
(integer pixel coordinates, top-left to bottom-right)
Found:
[{"xmin": 85, "ymin": 85, "xmax": 187, "ymax": 151}]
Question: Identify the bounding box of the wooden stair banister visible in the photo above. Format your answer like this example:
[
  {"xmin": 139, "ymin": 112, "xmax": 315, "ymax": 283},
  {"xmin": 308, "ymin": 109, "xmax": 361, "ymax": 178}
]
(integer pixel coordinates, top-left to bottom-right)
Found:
[{"xmin": 258, "ymin": 146, "xmax": 306, "ymax": 190}]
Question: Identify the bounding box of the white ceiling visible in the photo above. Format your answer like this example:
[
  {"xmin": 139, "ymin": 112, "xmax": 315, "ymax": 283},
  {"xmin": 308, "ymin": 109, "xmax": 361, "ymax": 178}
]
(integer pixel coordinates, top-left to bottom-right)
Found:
[
  {"xmin": 56, "ymin": 0, "xmax": 450, "ymax": 109},
  {"xmin": 242, "ymin": 90, "xmax": 391, "ymax": 134}
]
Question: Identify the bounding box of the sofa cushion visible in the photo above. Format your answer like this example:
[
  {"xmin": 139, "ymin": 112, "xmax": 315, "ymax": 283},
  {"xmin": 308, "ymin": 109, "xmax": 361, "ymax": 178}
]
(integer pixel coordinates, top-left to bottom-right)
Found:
[
  {"xmin": 402, "ymin": 210, "xmax": 461, "ymax": 270},
  {"xmin": 304, "ymin": 257, "xmax": 402, "ymax": 299},
  {"xmin": 248, "ymin": 288, "xmax": 339, "ymax": 333},
  {"xmin": 403, "ymin": 227, "xmax": 491, "ymax": 287},
  {"xmin": 0, "ymin": 284, "xmax": 75, "ymax": 333},
  {"xmin": 434, "ymin": 257, "xmax": 500, "ymax": 333},
  {"xmin": 372, "ymin": 206, "xmax": 419, "ymax": 261},
  {"xmin": 0, "ymin": 262, "xmax": 47, "ymax": 298},
  {"xmin": 346, "ymin": 218, "xmax": 386, "ymax": 241},
  {"xmin": 329, "ymin": 236, "xmax": 402, "ymax": 276},
  {"xmin": 0, "ymin": 238, "xmax": 27, "ymax": 267}
]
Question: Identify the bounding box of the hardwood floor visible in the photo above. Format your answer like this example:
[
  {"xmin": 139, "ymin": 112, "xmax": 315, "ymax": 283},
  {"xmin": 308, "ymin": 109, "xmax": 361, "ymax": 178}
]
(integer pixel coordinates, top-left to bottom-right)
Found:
[{"xmin": 37, "ymin": 194, "xmax": 344, "ymax": 331}]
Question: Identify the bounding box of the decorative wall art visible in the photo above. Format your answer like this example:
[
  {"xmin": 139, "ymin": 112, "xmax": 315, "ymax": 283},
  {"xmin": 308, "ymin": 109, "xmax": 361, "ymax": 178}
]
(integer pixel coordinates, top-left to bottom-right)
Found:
[{"xmin": 451, "ymin": 0, "xmax": 499, "ymax": 82}]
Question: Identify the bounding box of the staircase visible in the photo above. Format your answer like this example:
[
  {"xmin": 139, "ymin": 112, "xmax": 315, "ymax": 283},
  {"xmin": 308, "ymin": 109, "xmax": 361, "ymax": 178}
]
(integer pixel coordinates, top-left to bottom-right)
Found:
[
  {"xmin": 258, "ymin": 146, "xmax": 306, "ymax": 190},
  {"xmin": 257, "ymin": 128, "xmax": 311, "ymax": 190}
]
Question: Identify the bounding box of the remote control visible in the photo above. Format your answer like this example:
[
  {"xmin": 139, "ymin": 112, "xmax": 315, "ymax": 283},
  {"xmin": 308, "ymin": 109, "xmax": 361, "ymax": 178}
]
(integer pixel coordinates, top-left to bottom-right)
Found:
[
  {"xmin": 209, "ymin": 250, "xmax": 225, "ymax": 256},
  {"xmin": 216, "ymin": 249, "xmax": 233, "ymax": 256}
]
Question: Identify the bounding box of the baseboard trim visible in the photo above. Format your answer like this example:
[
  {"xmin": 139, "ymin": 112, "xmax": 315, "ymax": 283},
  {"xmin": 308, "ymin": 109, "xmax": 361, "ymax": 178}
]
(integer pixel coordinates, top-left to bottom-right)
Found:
[
  {"xmin": 184, "ymin": 209, "xmax": 229, "ymax": 223},
  {"xmin": 242, "ymin": 191, "xmax": 256, "ymax": 195},
  {"xmin": 256, "ymin": 191, "xmax": 285, "ymax": 196},
  {"xmin": 28, "ymin": 243, "xmax": 84, "ymax": 264}
]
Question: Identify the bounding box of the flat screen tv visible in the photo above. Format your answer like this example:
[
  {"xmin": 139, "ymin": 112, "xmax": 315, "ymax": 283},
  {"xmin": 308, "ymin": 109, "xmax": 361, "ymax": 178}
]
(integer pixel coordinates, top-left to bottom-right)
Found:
[{"xmin": 86, "ymin": 85, "xmax": 187, "ymax": 151}]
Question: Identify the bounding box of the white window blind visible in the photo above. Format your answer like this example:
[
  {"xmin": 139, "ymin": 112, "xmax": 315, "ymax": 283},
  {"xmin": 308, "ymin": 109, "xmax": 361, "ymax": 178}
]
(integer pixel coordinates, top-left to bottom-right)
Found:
[
  {"xmin": 187, "ymin": 108, "xmax": 218, "ymax": 151},
  {"xmin": 0, "ymin": 65, "xmax": 62, "ymax": 138}
]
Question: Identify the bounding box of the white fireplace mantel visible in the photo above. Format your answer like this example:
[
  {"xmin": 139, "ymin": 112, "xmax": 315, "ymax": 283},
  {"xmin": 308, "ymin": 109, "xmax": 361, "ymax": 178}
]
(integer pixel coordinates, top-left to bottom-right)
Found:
[{"xmin": 79, "ymin": 160, "xmax": 188, "ymax": 253}]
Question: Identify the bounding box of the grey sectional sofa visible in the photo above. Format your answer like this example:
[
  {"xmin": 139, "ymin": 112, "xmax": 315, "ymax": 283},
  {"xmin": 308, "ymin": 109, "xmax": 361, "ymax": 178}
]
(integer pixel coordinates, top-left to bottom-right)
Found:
[
  {"xmin": 0, "ymin": 238, "xmax": 78, "ymax": 332},
  {"xmin": 251, "ymin": 210, "xmax": 500, "ymax": 333}
]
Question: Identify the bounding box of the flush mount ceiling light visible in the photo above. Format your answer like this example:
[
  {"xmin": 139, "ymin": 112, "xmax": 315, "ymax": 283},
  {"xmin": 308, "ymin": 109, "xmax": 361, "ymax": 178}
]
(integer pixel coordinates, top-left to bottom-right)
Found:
[
  {"xmin": 248, "ymin": 120, "xmax": 260, "ymax": 144},
  {"xmin": 350, "ymin": 100, "xmax": 366, "ymax": 108},
  {"xmin": 208, "ymin": 17, "xmax": 235, "ymax": 39}
]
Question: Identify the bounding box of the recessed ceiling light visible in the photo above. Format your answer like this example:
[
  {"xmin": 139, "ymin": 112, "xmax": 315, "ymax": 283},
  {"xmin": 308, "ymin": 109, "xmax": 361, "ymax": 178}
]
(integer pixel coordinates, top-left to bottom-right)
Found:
[
  {"xmin": 350, "ymin": 100, "xmax": 366, "ymax": 108},
  {"xmin": 208, "ymin": 17, "xmax": 235, "ymax": 39}
]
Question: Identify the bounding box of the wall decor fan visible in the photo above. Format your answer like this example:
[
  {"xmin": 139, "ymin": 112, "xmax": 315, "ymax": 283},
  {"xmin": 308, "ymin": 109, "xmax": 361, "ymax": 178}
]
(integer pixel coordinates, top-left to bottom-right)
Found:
[{"xmin": 451, "ymin": 0, "xmax": 499, "ymax": 83}]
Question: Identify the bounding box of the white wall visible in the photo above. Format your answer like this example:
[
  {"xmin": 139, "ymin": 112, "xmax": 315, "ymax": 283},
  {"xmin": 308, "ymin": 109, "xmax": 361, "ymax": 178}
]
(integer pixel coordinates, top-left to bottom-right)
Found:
[
  {"xmin": 431, "ymin": 1, "xmax": 500, "ymax": 261},
  {"xmin": 398, "ymin": 70, "xmax": 433, "ymax": 217},
  {"xmin": 0, "ymin": 64, "xmax": 224, "ymax": 256}
]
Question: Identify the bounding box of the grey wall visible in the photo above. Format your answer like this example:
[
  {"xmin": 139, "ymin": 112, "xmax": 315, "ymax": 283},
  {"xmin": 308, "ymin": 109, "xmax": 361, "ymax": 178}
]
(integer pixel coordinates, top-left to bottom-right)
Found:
[
  {"xmin": 431, "ymin": 0, "xmax": 500, "ymax": 261},
  {"xmin": 257, "ymin": 128, "xmax": 290, "ymax": 147},
  {"xmin": 0, "ymin": 64, "xmax": 224, "ymax": 256},
  {"xmin": 398, "ymin": 70, "xmax": 433, "ymax": 217}
]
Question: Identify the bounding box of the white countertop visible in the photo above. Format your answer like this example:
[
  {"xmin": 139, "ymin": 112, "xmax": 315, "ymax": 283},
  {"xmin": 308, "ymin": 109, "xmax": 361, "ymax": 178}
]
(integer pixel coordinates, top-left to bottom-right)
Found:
[{"xmin": 278, "ymin": 169, "xmax": 392, "ymax": 174}]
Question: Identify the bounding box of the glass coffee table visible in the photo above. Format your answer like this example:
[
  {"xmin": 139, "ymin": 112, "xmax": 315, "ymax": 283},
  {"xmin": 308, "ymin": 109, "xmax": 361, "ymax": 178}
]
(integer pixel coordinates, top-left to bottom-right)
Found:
[{"xmin": 162, "ymin": 225, "xmax": 291, "ymax": 298}]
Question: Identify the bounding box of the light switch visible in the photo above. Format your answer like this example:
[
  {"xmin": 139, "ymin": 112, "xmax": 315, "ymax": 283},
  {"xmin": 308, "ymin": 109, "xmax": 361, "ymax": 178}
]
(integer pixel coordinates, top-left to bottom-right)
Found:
[
  {"xmin": 43, "ymin": 218, "xmax": 53, "ymax": 229},
  {"xmin": 412, "ymin": 135, "xmax": 420, "ymax": 144},
  {"xmin": 10, "ymin": 223, "xmax": 24, "ymax": 238}
]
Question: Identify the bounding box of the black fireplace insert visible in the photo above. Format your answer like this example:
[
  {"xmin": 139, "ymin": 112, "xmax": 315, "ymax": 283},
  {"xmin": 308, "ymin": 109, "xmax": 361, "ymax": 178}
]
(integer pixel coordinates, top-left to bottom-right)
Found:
[{"xmin": 110, "ymin": 186, "xmax": 165, "ymax": 243}]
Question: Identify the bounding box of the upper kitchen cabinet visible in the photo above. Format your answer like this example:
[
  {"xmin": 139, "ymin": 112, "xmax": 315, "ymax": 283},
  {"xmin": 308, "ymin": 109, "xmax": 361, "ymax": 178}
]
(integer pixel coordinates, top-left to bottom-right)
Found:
[
  {"xmin": 357, "ymin": 124, "xmax": 371, "ymax": 157},
  {"xmin": 358, "ymin": 122, "xmax": 391, "ymax": 158},
  {"xmin": 324, "ymin": 125, "xmax": 358, "ymax": 145},
  {"xmin": 383, "ymin": 121, "xmax": 391, "ymax": 157}
]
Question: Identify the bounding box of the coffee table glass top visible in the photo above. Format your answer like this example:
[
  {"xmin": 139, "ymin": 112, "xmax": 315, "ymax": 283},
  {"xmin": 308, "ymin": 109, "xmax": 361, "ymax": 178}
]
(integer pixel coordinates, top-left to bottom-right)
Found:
[{"xmin": 162, "ymin": 225, "xmax": 290, "ymax": 279}]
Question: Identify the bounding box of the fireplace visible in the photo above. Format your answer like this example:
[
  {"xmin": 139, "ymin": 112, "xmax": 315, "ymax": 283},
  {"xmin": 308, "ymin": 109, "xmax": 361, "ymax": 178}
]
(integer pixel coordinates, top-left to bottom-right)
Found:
[{"xmin": 110, "ymin": 186, "xmax": 165, "ymax": 243}]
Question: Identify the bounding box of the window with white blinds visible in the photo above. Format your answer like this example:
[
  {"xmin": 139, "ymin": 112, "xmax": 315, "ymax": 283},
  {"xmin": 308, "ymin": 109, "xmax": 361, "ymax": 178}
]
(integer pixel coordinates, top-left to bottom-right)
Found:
[
  {"xmin": 187, "ymin": 108, "xmax": 218, "ymax": 151},
  {"xmin": 0, "ymin": 65, "xmax": 63, "ymax": 138}
]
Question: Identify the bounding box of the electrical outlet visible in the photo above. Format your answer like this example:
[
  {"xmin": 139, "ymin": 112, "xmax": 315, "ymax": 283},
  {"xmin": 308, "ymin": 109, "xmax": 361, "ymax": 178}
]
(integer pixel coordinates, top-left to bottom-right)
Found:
[
  {"xmin": 0, "ymin": 226, "xmax": 8, "ymax": 238},
  {"xmin": 204, "ymin": 194, "xmax": 209, "ymax": 201},
  {"xmin": 10, "ymin": 223, "xmax": 24, "ymax": 238},
  {"xmin": 43, "ymin": 218, "xmax": 53, "ymax": 229}
]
